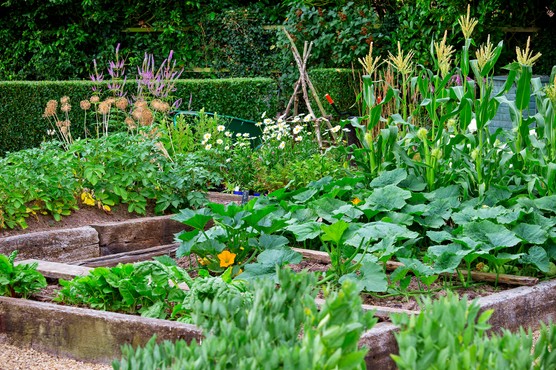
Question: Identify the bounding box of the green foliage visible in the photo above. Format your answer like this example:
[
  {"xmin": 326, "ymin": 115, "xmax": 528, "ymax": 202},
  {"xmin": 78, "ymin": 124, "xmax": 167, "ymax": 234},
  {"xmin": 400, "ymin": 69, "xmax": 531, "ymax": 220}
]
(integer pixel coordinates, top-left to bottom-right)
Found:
[
  {"xmin": 0, "ymin": 134, "xmax": 221, "ymax": 229},
  {"xmin": 0, "ymin": 145, "xmax": 79, "ymax": 229},
  {"xmin": 113, "ymin": 269, "xmax": 376, "ymax": 370},
  {"xmin": 174, "ymin": 199, "xmax": 300, "ymax": 276},
  {"xmin": 309, "ymin": 68, "xmax": 360, "ymax": 115},
  {"xmin": 0, "ymin": 78, "xmax": 278, "ymax": 157},
  {"xmin": 0, "ymin": 251, "xmax": 47, "ymax": 299},
  {"xmin": 280, "ymin": 2, "xmax": 379, "ymax": 68},
  {"xmin": 0, "ymin": 1, "xmax": 283, "ymax": 81},
  {"xmin": 55, "ymin": 257, "xmax": 192, "ymax": 320},
  {"xmin": 391, "ymin": 292, "xmax": 556, "ymax": 369}
]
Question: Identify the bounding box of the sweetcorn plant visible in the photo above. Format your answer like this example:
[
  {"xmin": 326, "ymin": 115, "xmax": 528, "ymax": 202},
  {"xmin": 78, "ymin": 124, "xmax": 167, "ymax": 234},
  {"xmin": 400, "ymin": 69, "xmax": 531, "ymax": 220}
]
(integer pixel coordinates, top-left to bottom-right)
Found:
[{"xmin": 113, "ymin": 269, "xmax": 376, "ymax": 370}]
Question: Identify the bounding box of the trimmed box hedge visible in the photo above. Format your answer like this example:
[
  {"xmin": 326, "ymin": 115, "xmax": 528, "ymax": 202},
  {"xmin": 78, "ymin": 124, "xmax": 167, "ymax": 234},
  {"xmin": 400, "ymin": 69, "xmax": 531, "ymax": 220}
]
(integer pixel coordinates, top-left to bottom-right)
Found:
[
  {"xmin": 309, "ymin": 68, "xmax": 361, "ymax": 117},
  {"xmin": 0, "ymin": 78, "xmax": 278, "ymax": 156}
]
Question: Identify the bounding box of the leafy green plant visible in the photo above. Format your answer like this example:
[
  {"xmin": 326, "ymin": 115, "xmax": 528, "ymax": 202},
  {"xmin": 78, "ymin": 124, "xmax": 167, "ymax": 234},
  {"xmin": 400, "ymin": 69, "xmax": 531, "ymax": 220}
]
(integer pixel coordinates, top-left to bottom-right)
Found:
[
  {"xmin": 0, "ymin": 251, "xmax": 47, "ymax": 299},
  {"xmin": 113, "ymin": 269, "xmax": 376, "ymax": 370},
  {"xmin": 391, "ymin": 292, "xmax": 556, "ymax": 369},
  {"xmin": 55, "ymin": 256, "xmax": 191, "ymax": 320},
  {"xmin": 174, "ymin": 200, "xmax": 298, "ymax": 275}
]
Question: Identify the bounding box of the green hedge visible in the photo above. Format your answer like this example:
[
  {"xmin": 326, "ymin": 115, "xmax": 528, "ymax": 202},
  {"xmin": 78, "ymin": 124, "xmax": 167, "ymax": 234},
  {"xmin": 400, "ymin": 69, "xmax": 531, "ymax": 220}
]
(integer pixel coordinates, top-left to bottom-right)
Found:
[
  {"xmin": 309, "ymin": 68, "xmax": 360, "ymax": 117},
  {"xmin": 0, "ymin": 78, "xmax": 278, "ymax": 156}
]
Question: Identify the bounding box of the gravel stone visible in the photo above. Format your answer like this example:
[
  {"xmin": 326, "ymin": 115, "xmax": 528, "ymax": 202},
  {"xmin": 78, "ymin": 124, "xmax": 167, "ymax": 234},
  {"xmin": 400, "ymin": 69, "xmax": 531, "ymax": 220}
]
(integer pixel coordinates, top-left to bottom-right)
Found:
[{"xmin": 0, "ymin": 343, "xmax": 112, "ymax": 370}]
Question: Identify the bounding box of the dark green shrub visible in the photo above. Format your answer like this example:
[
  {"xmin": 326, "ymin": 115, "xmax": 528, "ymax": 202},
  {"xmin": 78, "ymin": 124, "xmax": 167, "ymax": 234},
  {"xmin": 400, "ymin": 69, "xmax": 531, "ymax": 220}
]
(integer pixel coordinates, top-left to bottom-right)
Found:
[{"xmin": 309, "ymin": 68, "xmax": 360, "ymax": 116}]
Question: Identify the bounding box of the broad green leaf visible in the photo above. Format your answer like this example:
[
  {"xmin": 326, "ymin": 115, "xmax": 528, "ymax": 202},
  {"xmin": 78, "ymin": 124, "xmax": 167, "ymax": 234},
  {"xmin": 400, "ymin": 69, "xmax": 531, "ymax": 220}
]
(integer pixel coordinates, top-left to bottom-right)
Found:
[
  {"xmin": 333, "ymin": 204, "xmax": 364, "ymax": 221},
  {"xmin": 286, "ymin": 222, "xmax": 322, "ymax": 241},
  {"xmin": 311, "ymin": 197, "xmax": 348, "ymax": 223},
  {"xmin": 463, "ymin": 220, "xmax": 521, "ymax": 250},
  {"xmin": 345, "ymin": 221, "xmax": 418, "ymax": 247},
  {"xmin": 366, "ymin": 185, "xmax": 411, "ymax": 211},
  {"xmin": 534, "ymin": 195, "xmax": 556, "ymax": 213},
  {"xmin": 426, "ymin": 230, "xmax": 454, "ymax": 243},
  {"xmin": 321, "ymin": 221, "xmax": 350, "ymax": 245},
  {"xmin": 432, "ymin": 252, "xmax": 464, "ymax": 274},
  {"xmin": 237, "ymin": 263, "xmax": 276, "ymax": 281},
  {"xmin": 398, "ymin": 257, "xmax": 434, "ymax": 277},
  {"xmin": 292, "ymin": 188, "xmax": 318, "ymax": 203},
  {"xmin": 520, "ymin": 246, "xmax": 550, "ymax": 273},
  {"xmin": 257, "ymin": 234, "xmax": 290, "ymax": 250},
  {"xmin": 512, "ymin": 223, "xmax": 548, "ymax": 245},
  {"xmin": 256, "ymin": 248, "xmax": 302, "ymax": 266},
  {"xmin": 172, "ymin": 208, "xmax": 213, "ymax": 230},
  {"xmin": 515, "ymin": 65, "xmax": 532, "ymax": 111},
  {"xmin": 339, "ymin": 260, "xmax": 388, "ymax": 292},
  {"xmin": 370, "ymin": 168, "xmax": 407, "ymax": 188}
]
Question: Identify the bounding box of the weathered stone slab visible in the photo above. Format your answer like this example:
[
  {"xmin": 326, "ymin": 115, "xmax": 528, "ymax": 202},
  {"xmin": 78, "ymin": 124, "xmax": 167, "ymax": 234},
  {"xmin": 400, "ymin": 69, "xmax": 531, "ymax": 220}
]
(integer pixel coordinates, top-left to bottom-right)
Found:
[
  {"xmin": 90, "ymin": 215, "xmax": 186, "ymax": 255},
  {"xmin": 15, "ymin": 259, "xmax": 93, "ymax": 280},
  {"xmin": 361, "ymin": 322, "xmax": 399, "ymax": 370},
  {"xmin": 477, "ymin": 277, "xmax": 556, "ymax": 332},
  {"xmin": 0, "ymin": 296, "xmax": 203, "ymax": 364},
  {"xmin": 0, "ymin": 226, "xmax": 99, "ymax": 262}
]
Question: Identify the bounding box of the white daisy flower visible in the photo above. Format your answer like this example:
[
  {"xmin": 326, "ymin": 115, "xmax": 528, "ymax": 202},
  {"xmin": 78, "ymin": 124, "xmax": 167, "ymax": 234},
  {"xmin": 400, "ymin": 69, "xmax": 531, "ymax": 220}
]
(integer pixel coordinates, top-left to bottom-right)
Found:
[
  {"xmin": 330, "ymin": 125, "xmax": 341, "ymax": 133},
  {"xmin": 216, "ymin": 139, "xmax": 223, "ymax": 145},
  {"xmin": 217, "ymin": 125, "xmax": 225, "ymax": 132},
  {"xmin": 243, "ymin": 133, "xmax": 249, "ymax": 138},
  {"xmin": 293, "ymin": 125, "xmax": 303, "ymax": 134},
  {"xmin": 203, "ymin": 133, "xmax": 211, "ymax": 141},
  {"xmin": 278, "ymin": 141, "xmax": 286, "ymax": 149},
  {"xmin": 264, "ymin": 118, "xmax": 273, "ymax": 125},
  {"xmin": 303, "ymin": 114, "xmax": 313, "ymax": 122},
  {"xmin": 236, "ymin": 133, "xmax": 242, "ymax": 137},
  {"xmin": 205, "ymin": 144, "xmax": 212, "ymax": 150},
  {"xmin": 225, "ymin": 131, "xmax": 232, "ymax": 137},
  {"xmin": 295, "ymin": 136, "xmax": 303, "ymax": 142}
]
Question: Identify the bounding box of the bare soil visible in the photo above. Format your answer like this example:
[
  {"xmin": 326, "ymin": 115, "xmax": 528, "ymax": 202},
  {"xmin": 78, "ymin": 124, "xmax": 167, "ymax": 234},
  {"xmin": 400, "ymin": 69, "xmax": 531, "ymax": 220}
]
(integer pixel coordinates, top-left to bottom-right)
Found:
[{"xmin": 288, "ymin": 259, "xmax": 511, "ymax": 312}]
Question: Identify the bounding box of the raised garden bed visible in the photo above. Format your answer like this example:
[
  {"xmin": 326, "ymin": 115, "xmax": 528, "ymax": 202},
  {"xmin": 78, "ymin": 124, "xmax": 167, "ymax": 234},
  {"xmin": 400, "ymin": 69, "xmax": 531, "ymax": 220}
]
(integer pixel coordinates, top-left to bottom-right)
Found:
[{"xmin": 2, "ymin": 208, "xmax": 556, "ymax": 368}]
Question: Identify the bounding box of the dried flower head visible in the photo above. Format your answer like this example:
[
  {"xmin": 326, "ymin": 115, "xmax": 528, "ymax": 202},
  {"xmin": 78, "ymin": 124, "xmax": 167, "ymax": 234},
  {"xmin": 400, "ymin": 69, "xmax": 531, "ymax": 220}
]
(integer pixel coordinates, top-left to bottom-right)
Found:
[
  {"xmin": 61, "ymin": 103, "xmax": 71, "ymax": 113},
  {"xmin": 115, "ymin": 97, "xmax": 128, "ymax": 111},
  {"xmin": 387, "ymin": 41, "xmax": 415, "ymax": 75},
  {"xmin": 151, "ymin": 99, "xmax": 170, "ymax": 113},
  {"xmin": 43, "ymin": 100, "xmax": 58, "ymax": 118},
  {"xmin": 434, "ymin": 31, "xmax": 455, "ymax": 77},
  {"xmin": 90, "ymin": 95, "xmax": 100, "ymax": 104},
  {"xmin": 516, "ymin": 36, "xmax": 542, "ymax": 66},
  {"xmin": 476, "ymin": 35, "xmax": 496, "ymax": 71},
  {"xmin": 98, "ymin": 101, "xmax": 111, "ymax": 115},
  {"xmin": 458, "ymin": 4, "xmax": 478, "ymax": 39},
  {"xmin": 124, "ymin": 117, "xmax": 137, "ymax": 130},
  {"xmin": 60, "ymin": 96, "xmax": 70, "ymax": 105},
  {"xmin": 358, "ymin": 42, "xmax": 382, "ymax": 76},
  {"xmin": 80, "ymin": 100, "xmax": 91, "ymax": 110},
  {"xmin": 132, "ymin": 107, "xmax": 154, "ymax": 126},
  {"xmin": 134, "ymin": 100, "xmax": 148, "ymax": 109},
  {"xmin": 105, "ymin": 97, "xmax": 115, "ymax": 105}
]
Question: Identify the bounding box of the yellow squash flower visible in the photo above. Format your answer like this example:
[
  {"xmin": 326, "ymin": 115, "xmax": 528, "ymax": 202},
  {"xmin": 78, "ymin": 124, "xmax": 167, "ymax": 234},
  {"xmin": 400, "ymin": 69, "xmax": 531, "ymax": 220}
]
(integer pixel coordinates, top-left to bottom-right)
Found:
[
  {"xmin": 351, "ymin": 197, "xmax": 362, "ymax": 206},
  {"xmin": 217, "ymin": 250, "xmax": 236, "ymax": 268}
]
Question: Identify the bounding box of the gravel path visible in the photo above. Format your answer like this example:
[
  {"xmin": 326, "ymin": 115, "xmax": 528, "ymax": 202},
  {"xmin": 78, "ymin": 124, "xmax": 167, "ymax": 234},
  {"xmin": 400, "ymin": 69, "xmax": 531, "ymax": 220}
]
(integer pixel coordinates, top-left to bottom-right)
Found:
[{"xmin": 0, "ymin": 343, "xmax": 112, "ymax": 370}]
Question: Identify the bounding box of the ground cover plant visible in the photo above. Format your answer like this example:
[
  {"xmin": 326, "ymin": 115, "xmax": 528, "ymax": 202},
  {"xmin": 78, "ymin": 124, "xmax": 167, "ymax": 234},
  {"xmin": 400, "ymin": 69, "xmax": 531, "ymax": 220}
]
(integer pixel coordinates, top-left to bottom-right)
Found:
[
  {"xmin": 113, "ymin": 269, "xmax": 376, "ymax": 370},
  {"xmin": 392, "ymin": 292, "xmax": 556, "ymax": 369}
]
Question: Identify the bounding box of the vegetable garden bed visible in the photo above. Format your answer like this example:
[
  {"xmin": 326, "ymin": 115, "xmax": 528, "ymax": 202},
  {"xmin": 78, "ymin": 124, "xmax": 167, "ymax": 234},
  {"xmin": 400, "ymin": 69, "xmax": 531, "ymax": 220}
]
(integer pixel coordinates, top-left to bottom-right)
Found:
[{"xmin": 1, "ymin": 257, "xmax": 556, "ymax": 369}]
